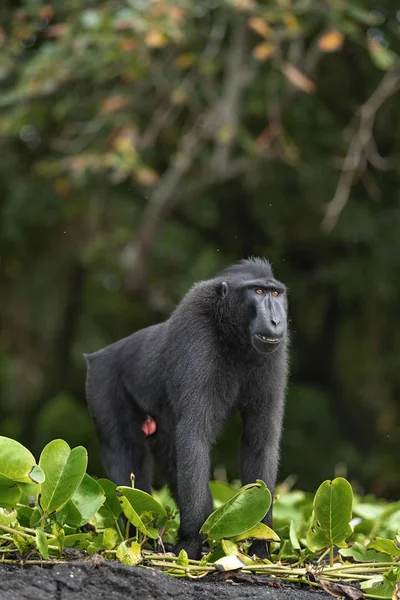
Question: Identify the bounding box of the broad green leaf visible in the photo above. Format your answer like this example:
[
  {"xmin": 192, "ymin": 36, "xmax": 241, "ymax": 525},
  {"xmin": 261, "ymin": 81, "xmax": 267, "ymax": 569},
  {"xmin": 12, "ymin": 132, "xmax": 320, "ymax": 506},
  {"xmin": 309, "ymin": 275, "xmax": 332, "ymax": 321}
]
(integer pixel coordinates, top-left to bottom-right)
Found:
[
  {"xmin": 289, "ymin": 520, "xmax": 300, "ymax": 550},
  {"xmin": 367, "ymin": 538, "xmax": 400, "ymax": 557},
  {"xmin": 87, "ymin": 533, "xmax": 104, "ymax": 555},
  {"xmin": 340, "ymin": 543, "xmax": 388, "ymax": 562},
  {"xmin": 29, "ymin": 465, "xmax": 45, "ymax": 484},
  {"xmin": 360, "ymin": 566, "xmax": 400, "ymax": 598},
  {"xmin": 209, "ymin": 481, "xmax": 237, "ymax": 508},
  {"xmin": 66, "ymin": 474, "xmax": 105, "ymax": 527},
  {"xmin": 0, "ymin": 508, "xmax": 17, "ymax": 526},
  {"xmin": 221, "ymin": 539, "xmax": 239, "ymax": 555},
  {"xmin": 116, "ymin": 540, "xmax": 142, "ymax": 565},
  {"xmin": 353, "ymin": 502, "xmax": 385, "ymax": 521},
  {"xmin": 38, "ymin": 440, "xmax": 87, "ymax": 515},
  {"xmin": 0, "ymin": 437, "xmax": 44, "ymax": 484},
  {"xmin": 234, "ymin": 522, "xmax": 279, "ymax": 542},
  {"xmin": 117, "ymin": 492, "xmax": 158, "ymax": 538},
  {"xmin": 306, "ymin": 478, "xmax": 353, "ymax": 552},
  {"xmin": 103, "ymin": 528, "xmax": 118, "ymax": 550},
  {"xmin": 0, "ymin": 474, "xmax": 21, "ymax": 509},
  {"xmin": 98, "ymin": 479, "xmax": 122, "ymax": 517},
  {"xmin": 201, "ymin": 480, "xmax": 271, "ymax": 540},
  {"xmin": 35, "ymin": 529, "xmax": 49, "ymax": 559},
  {"xmin": 116, "ymin": 486, "xmax": 166, "ymax": 517},
  {"xmin": 151, "ymin": 486, "xmax": 178, "ymax": 513},
  {"xmin": 29, "ymin": 507, "xmax": 43, "ymax": 529},
  {"xmin": 94, "ymin": 479, "xmax": 122, "ymax": 529},
  {"xmin": 63, "ymin": 533, "xmax": 92, "ymax": 550}
]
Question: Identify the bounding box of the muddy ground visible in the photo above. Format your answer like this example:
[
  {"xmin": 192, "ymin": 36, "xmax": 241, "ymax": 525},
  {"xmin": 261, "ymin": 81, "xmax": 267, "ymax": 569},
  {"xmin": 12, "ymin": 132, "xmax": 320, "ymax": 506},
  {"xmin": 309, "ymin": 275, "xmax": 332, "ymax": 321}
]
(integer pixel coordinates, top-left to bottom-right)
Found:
[{"xmin": 0, "ymin": 561, "xmax": 337, "ymax": 600}]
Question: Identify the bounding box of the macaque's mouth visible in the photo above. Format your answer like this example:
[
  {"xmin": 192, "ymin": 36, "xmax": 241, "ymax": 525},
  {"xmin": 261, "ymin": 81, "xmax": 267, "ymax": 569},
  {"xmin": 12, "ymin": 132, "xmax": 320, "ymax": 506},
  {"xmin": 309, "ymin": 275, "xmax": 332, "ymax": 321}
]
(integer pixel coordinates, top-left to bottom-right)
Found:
[{"xmin": 255, "ymin": 334, "xmax": 282, "ymax": 344}]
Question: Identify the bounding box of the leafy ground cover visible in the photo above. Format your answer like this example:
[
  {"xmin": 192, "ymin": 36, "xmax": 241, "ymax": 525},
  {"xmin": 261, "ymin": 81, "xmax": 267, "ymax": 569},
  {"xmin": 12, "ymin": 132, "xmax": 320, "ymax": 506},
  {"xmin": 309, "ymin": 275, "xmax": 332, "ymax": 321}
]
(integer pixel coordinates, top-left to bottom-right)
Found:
[{"xmin": 0, "ymin": 436, "xmax": 399, "ymax": 599}]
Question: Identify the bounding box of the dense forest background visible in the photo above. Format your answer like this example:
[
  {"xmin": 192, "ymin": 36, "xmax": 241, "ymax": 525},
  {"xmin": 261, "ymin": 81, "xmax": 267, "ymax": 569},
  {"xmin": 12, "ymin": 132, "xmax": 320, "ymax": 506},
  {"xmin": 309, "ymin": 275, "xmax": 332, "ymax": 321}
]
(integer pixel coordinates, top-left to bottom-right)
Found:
[{"xmin": 1, "ymin": 0, "xmax": 399, "ymax": 499}]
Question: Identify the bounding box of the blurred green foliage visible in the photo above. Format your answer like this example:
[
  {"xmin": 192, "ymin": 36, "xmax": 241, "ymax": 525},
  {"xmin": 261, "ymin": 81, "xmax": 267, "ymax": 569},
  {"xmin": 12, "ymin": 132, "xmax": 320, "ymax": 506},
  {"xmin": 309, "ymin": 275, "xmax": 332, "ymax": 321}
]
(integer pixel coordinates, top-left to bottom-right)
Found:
[{"xmin": 0, "ymin": 0, "xmax": 399, "ymax": 497}]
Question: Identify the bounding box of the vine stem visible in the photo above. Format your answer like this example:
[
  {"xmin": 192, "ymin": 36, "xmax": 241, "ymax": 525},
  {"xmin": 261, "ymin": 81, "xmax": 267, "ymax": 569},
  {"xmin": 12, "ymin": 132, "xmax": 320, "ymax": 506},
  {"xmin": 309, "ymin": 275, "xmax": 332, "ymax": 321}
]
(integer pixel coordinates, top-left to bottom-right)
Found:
[{"xmin": 0, "ymin": 524, "xmax": 34, "ymax": 540}]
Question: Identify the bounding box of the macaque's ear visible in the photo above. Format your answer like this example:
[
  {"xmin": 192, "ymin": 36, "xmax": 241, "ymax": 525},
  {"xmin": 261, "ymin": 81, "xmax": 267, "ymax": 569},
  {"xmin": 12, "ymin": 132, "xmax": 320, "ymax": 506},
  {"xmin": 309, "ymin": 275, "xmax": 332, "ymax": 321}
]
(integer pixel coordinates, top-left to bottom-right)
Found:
[{"xmin": 216, "ymin": 281, "xmax": 228, "ymax": 298}]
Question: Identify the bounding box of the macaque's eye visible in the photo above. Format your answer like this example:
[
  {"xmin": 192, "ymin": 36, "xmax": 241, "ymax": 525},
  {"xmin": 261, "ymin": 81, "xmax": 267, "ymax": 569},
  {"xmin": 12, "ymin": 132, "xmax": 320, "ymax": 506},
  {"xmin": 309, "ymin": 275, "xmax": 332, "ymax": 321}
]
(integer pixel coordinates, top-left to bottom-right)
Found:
[
  {"xmin": 256, "ymin": 289, "xmax": 265, "ymax": 295},
  {"xmin": 271, "ymin": 290, "xmax": 279, "ymax": 297}
]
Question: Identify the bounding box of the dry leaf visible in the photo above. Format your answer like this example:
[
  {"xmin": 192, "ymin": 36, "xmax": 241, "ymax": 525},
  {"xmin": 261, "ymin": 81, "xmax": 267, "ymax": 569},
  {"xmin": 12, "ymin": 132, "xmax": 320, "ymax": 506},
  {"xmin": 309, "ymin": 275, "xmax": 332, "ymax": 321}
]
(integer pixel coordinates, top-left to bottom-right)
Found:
[
  {"xmin": 145, "ymin": 30, "xmax": 167, "ymax": 48},
  {"xmin": 319, "ymin": 579, "xmax": 364, "ymax": 599},
  {"xmin": 280, "ymin": 62, "xmax": 316, "ymax": 93},
  {"xmin": 175, "ymin": 53, "xmax": 195, "ymax": 69},
  {"xmin": 136, "ymin": 167, "xmax": 158, "ymax": 186},
  {"xmin": 393, "ymin": 582, "xmax": 400, "ymax": 600},
  {"xmin": 248, "ymin": 16, "xmax": 272, "ymax": 38},
  {"xmin": 232, "ymin": 0, "xmax": 255, "ymax": 12},
  {"xmin": 101, "ymin": 95, "xmax": 129, "ymax": 114},
  {"xmin": 318, "ymin": 30, "xmax": 344, "ymax": 52},
  {"xmin": 44, "ymin": 24, "xmax": 67, "ymax": 38},
  {"xmin": 170, "ymin": 87, "xmax": 188, "ymax": 105},
  {"xmin": 39, "ymin": 5, "xmax": 55, "ymax": 20},
  {"xmin": 120, "ymin": 39, "xmax": 138, "ymax": 52},
  {"xmin": 283, "ymin": 13, "xmax": 300, "ymax": 31},
  {"xmin": 54, "ymin": 178, "xmax": 71, "ymax": 196},
  {"xmin": 253, "ymin": 42, "xmax": 275, "ymax": 61},
  {"xmin": 169, "ymin": 7, "xmax": 184, "ymax": 22}
]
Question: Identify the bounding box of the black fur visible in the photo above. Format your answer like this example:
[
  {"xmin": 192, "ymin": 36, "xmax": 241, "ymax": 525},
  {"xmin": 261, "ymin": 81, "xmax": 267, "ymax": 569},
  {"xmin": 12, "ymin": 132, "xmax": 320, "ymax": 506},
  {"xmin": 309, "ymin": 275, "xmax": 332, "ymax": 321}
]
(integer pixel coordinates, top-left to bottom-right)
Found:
[{"xmin": 85, "ymin": 257, "xmax": 289, "ymax": 558}]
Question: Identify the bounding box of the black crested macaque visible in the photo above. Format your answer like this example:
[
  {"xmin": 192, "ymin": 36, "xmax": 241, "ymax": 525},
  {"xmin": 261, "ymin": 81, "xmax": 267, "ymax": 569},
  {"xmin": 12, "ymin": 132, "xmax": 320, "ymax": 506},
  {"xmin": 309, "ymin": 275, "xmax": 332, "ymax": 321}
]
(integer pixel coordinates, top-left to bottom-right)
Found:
[{"xmin": 85, "ymin": 258, "xmax": 289, "ymax": 559}]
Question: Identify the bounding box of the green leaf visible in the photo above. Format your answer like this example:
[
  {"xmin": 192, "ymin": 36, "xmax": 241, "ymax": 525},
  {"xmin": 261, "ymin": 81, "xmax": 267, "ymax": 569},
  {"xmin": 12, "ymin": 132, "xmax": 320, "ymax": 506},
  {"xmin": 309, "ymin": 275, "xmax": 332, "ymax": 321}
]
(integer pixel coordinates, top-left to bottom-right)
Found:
[
  {"xmin": 94, "ymin": 479, "xmax": 122, "ymax": 529},
  {"xmin": 116, "ymin": 486, "xmax": 166, "ymax": 517},
  {"xmin": 367, "ymin": 538, "xmax": 400, "ymax": 557},
  {"xmin": 221, "ymin": 539, "xmax": 239, "ymax": 555},
  {"xmin": 63, "ymin": 533, "xmax": 92, "ymax": 550},
  {"xmin": 38, "ymin": 440, "xmax": 87, "ymax": 515},
  {"xmin": 117, "ymin": 492, "xmax": 158, "ymax": 538},
  {"xmin": 233, "ymin": 522, "xmax": 279, "ymax": 542},
  {"xmin": 29, "ymin": 507, "xmax": 43, "ymax": 529},
  {"xmin": 13, "ymin": 532, "xmax": 34, "ymax": 555},
  {"xmin": 201, "ymin": 480, "xmax": 271, "ymax": 540},
  {"xmin": 177, "ymin": 548, "xmax": 189, "ymax": 566},
  {"xmin": 103, "ymin": 528, "xmax": 118, "ymax": 550},
  {"xmin": 345, "ymin": 5, "xmax": 383, "ymax": 25},
  {"xmin": 368, "ymin": 40, "xmax": 397, "ymax": 71},
  {"xmin": 0, "ymin": 436, "xmax": 44, "ymax": 484},
  {"xmin": 98, "ymin": 479, "xmax": 122, "ymax": 517},
  {"xmin": 116, "ymin": 540, "xmax": 142, "ymax": 565},
  {"xmin": 289, "ymin": 520, "xmax": 301, "ymax": 550},
  {"xmin": 35, "ymin": 529, "xmax": 49, "ymax": 559},
  {"xmin": 340, "ymin": 542, "xmax": 388, "ymax": 562},
  {"xmin": 306, "ymin": 478, "xmax": 353, "ymax": 552},
  {"xmin": 54, "ymin": 527, "xmax": 65, "ymax": 554},
  {"xmin": 0, "ymin": 508, "xmax": 17, "ymax": 526},
  {"xmin": 360, "ymin": 566, "xmax": 400, "ymax": 598},
  {"xmin": 0, "ymin": 474, "xmax": 21, "ymax": 509},
  {"xmin": 209, "ymin": 481, "xmax": 237, "ymax": 508},
  {"xmin": 66, "ymin": 474, "xmax": 105, "ymax": 527},
  {"xmin": 353, "ymin": 502, "xmax": 385, "ymax": 521}
]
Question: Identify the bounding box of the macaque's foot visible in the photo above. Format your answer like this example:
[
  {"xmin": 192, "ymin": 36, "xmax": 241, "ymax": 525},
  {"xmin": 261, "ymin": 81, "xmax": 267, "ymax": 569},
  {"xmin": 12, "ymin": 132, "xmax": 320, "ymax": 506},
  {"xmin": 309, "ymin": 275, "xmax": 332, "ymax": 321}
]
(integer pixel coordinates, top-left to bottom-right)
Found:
[
  {"xmin": 248, "ymin": 539, "xmax": 270, "ymax": 559},
  {"xmin": 174, "ymin": 536, "xmax": 202, "ymax": 560}
]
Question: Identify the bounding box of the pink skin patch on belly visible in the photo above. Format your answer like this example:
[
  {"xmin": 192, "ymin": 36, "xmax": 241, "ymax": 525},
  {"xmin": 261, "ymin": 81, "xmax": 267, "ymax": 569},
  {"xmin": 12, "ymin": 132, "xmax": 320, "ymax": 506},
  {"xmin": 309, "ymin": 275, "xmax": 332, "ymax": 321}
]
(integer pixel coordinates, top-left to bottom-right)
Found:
[{"xmin": 141, "ymin": 416, "xmax": 157, "ymax": 436}]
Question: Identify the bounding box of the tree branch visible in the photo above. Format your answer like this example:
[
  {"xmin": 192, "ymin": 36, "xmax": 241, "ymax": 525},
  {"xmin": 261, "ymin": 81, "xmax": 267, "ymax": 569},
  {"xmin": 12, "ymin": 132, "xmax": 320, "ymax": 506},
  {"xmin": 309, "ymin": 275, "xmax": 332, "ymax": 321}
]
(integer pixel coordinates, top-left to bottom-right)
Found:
[
  {"xmin": 321, "ymin": 63, "xmax": 400, "ymax": 233},
  {"xmin": 126, "ymin": 109, "xmax": 217, "ymax": 292},
  {"xmin": 211, "ymin": 19, "xmax": 248, "ymax": 174}
]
